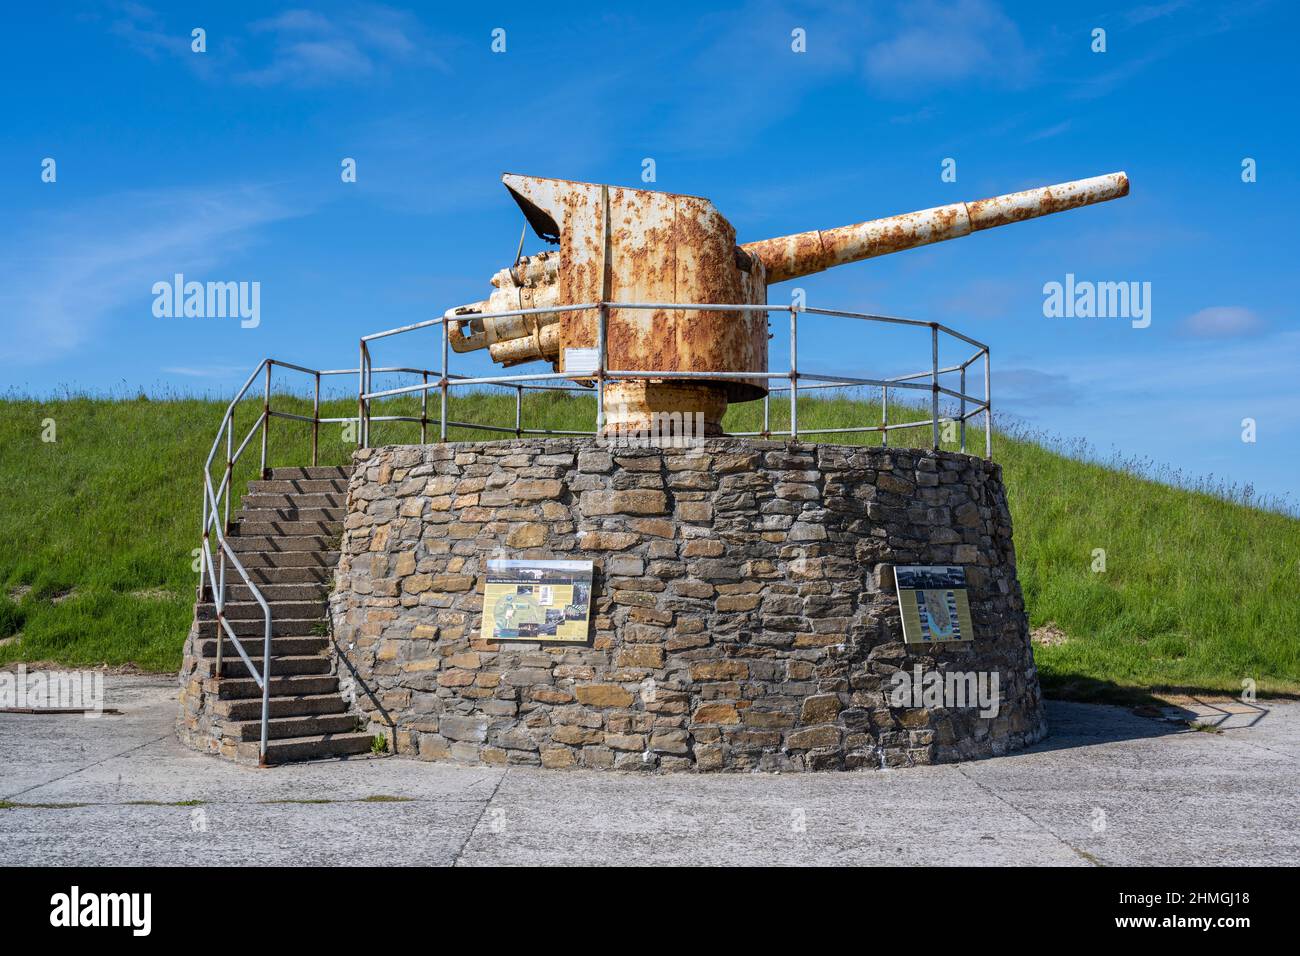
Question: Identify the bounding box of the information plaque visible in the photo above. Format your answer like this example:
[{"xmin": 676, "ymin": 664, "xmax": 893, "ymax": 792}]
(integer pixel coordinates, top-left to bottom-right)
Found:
[
  {"xmin": 895, "ymin": 565, "xmax": 974, "ymax": 644},
  {"xmin": 481, "ymin": 559, "xmax": 594, "ymax": 643}
]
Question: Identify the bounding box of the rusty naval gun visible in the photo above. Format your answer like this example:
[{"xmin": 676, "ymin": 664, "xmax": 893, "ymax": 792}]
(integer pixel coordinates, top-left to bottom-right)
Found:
[{"xmin": 446, "ymin": 170, "xmax": 1129, "ymax": 435}]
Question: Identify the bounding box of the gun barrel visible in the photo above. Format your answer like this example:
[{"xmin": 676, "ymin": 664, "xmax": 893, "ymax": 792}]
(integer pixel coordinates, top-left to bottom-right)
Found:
[{"xmin": 743, "ymin": 171, "xmax": 1129, "ymax": 284}]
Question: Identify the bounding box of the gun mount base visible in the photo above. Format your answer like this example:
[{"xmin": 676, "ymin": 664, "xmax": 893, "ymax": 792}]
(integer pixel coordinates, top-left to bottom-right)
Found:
[{"xmin": 601, "ymin": 380, "xmax": 729, "ymax": 439}]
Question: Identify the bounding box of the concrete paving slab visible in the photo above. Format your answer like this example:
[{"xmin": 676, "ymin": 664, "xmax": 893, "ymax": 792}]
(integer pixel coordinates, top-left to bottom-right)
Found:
[
  {"xmin": 5, "ymin": 800, "xmax": 481, "ymax": 866},
  {"xmin": 0, "ymin": 674, "xmax": 177, "ymax": 798},
  {"xmin": 455, "ymin": 764, "xmax": 1087, "ymax": 866},
  {"xmin": 1, "ymin": 675, "xmax": 1295, "ymax": 866},
  {"xmin": 953, "ymin": 701, "xmax": 1300, "ymax": 866},
  {"xmin": 18, "ymin": 734, "xmax": 504, "ymax": 806},
  {"xmin": 1218, "ymin": 705, "xmax": 1300, "ymax": 760}
]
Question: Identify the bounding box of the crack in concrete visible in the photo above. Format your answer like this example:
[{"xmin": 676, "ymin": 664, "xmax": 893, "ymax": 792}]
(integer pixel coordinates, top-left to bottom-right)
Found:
[
  {"xmin": 1212, "ymin": 731, "xmax": 1299, "ymax": 763},
  {"xmin": 2, "ymin": 732, "xmax": 173, "ymax": 802},
  {"xmin": 954, "ymin": 764, "xmax": 1102, "ymax": 867},
  {"xmin": 451, "ymin": 769, "xmax": 509, "ymax": 867}
]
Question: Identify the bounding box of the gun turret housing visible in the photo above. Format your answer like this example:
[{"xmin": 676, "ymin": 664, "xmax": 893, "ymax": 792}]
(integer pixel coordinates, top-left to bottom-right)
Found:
[{"xmin": 447, "ymin": 171, "xmax": 1129, "ymax": 435}]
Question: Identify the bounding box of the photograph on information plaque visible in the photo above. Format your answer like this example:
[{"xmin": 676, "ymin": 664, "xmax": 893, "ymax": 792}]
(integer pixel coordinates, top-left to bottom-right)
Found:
[{"xmin": 895, "ymin": 565, "xmax": 974, "ymax": 644}]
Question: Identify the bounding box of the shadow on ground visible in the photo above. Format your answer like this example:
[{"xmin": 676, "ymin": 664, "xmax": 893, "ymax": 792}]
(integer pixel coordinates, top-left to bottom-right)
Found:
[
  {"xmin": 1041, "ymin": 671, "xmax": 1300, "ymax": 707},
  {"xmin": 1014, "ymin": 694, "xmax": 1276, "ymax": 762}
]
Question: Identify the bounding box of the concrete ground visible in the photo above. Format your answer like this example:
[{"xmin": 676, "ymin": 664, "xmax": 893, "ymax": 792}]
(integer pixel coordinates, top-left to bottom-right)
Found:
[{"xmin": 1, "ymin": 674, "xmax": 1296, "ymax": 866}]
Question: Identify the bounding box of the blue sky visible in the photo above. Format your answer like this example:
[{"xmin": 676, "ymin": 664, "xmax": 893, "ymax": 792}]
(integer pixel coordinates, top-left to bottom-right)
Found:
[{"xmin": 2, "ymin": 1, "xmax": 1296, "ymax": 504}]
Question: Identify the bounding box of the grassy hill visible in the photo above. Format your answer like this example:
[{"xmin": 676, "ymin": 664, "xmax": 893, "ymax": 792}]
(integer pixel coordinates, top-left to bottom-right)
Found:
[{"xmin": 2, "ymin": 389, "xmax": 1297, "ymax": 701}]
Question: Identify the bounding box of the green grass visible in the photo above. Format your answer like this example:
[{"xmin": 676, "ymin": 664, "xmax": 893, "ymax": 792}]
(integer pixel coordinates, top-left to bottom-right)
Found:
[{"xmin": 1, "ymin": 387, "xmax": 1296, "ymax": 702}]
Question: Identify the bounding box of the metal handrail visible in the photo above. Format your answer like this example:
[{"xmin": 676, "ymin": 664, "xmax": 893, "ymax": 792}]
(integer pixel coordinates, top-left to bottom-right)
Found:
[
  {"xmin": 198, "ymin": 360, "xmax": 271, "ymax": 761},
  {"xmin": 355, "ymin": 301, "xmax": 993, "ymax": 457},
  {"xmin": 197, "ymin": 358, "xmax": 374, "ymax": 763}
]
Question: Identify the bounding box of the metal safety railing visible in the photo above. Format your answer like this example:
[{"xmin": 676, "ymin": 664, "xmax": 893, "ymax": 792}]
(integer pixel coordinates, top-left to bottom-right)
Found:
[
  {"xmin": 197, "ymin": 358, "xmax": 432, "ymax": 762},
  {"xmin": 355, "ymin": 302, "xmax": 992, "ymax": 456},
  {"xmin": 202, "ymin": 307, "xmax": 989, "ymax": 760}
]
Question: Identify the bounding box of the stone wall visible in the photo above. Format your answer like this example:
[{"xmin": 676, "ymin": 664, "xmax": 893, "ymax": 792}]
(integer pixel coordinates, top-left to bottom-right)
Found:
[{"xmin": 329, "ymin": 438, "xmax": 1046, "ymax": 772}]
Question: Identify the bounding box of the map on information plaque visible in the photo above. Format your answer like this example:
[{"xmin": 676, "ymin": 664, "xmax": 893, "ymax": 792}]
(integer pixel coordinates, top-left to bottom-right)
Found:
[
  {"xmin": 482, "ymin": 559, "xmax": 594, "ymax": 643},
  {"xmin": 895, "ymin": 565, "xmax": 974, "ymax": 644}
]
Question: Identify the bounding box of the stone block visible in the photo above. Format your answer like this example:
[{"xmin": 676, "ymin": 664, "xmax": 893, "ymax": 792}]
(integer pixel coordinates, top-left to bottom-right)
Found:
[{"xmin": 581, "ymin": 490, "xmax": 668, "ymax": 516}]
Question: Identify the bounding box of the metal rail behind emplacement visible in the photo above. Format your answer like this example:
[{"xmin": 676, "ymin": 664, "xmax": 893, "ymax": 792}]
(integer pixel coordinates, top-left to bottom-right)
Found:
[{"xmin": 355, "ymin": 301, "xmax": 992, "ymax": 456}]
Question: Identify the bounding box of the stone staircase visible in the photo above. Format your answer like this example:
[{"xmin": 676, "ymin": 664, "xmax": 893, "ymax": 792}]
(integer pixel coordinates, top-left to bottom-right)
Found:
[{"xmin": 182, "ymin": 465, "xmax": 373, "ymax": 765}]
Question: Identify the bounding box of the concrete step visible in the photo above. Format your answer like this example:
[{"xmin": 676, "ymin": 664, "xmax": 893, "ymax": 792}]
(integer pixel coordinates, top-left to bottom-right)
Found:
[
  {"xmin": 198, "ymin": 617, "xmax": 325, "ymax": 638},
  {"xmin": 226, "ymin": 712, "xmax": 362, "ymax": 743},
  {"xmin": 247, "ymin": 479, "xmax": 349, "ymax": 495},
  {"xmin": 215, "ymin": 582, "xmax": 327, "ymax": 602},
  {"xmin": 269, "ymin": 466, "xmax": 354, "ymax": 480},
  {"xmin": 214, "ymin": 692, "xmax": 349, "ymax": 721},
  {"xmin": 233, "ymin": 551, "xmax": 340, "ymax": 569},
  {"xmin": 227, "ymin": 535, "xmax": 336, "ymax": 554},
  {"xmin": 187, "ymin": 463, "xmax": 357, "ymax": 767},
  {"xmin": 240, "ymin": 566, "xmax": 333, "ymax": 585},
  {"xmin": 211, "ymin": 654, "xmax": 332, "ymax": 679},
  {"xmin": 243, "ymin": 493, "xmax": 346, "ymax": 510},
  {"xmin": 239, "ymin": 508, "xmax": 347, "ymax": 523},
  {"xmin": 197, "ymin": 600, "xmax": 325, "ymax": 622},
  {"xmin": 233, "ymin": 520, "xmax": 344, "ymax": 537},
  {"xmin": 199, "ymin": 636, "xmax": 329, "ymax": 658},
  {"xmin": 217, "ymin": 673, "xmax": 340, "ymax": 700},
  {"xmin": 242, "ymin": 731, "xmax": 375, "ymax": 764}
]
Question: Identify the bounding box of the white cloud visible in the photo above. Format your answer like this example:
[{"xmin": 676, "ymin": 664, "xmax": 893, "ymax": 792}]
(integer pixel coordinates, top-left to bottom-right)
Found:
[
  {"xmin": 106, "ymin": 2, "xmax": 447, "ymax": 88},
  {"xmin": 995, "ymin": 367, "xmax": 1082, "ymax": 406},
  {"xmin": 864, "ymin": 0, "xmax": 1035, "ymax": 93},
  {"xmin": 1182, "ymin": 306, "xmax": 1265, "ymax": 338},
  {"xmin": 1068, "ymin": 1, "xmax": 1263, "ymax": 100},
  {"xmin": 162, "ymin": 364, "xmax": 253, "ymax": 378},
  {"xmin": 990, "ymin": 330, "xmax": 1300, "ymax": 503},
  {"xmin": 107, "ymin": 1, "xmax": 191, "ymax": 60},
  {"xmin": 236, "ymin": 37, "xmax": 377, "ymax": 87},
  {"xmin": 937, "ymin": 278, "xmax": 1021, "ymax": 320},
  {"xmin": 1123, "ymin": 0, "xmax": 1192, "ymax": 26},
  {"xmin": 1025, "ymin": 120, "xmax": 1072, "ymax": 142},
  {"xmin": 0, "ymin": 186, "xmax": 302, "ymax": 365},
  {"xmin": 235, "ymin": 4, "xmax": 446, "ymax": 87},
  {"xmin": 1037, "ymin": 330, "xmax": 1297, "ymax": 396}
]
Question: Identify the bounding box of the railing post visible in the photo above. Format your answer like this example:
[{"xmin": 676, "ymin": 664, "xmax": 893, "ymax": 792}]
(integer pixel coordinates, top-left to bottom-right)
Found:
[
  {"xmin": 959, "ymin": 364, "xmax": 967, "ymax": 454},
  {"xmin": 260, "ymin": 360, "xmax": 272, "ymax": 479},
  {"xmin": 356, "ymin": 342, "xmax": 366, "ymax": 448},
  {"xmin": 364, "ymin": 349, "xmax": 373, "ymax": 447},
  {"xmin": 201, "ymin": 498, "xmax": 215, "ymax": 674},
  {"xmin": 515, "ymin": 385, "xmax": 523, "ymax": 438},
  {"xmin": 311, "ymin": 372, "xmax": 320, "ymax": 467},
  {"xmin": 930, "ymin": 324, "xmax": 940, "ymax": 451},
  {"xmin": 217, "ymin": 418, "xmax": 233, "ymax": 677},
  {"xmin": 881, "ymin": 385, "xmax": 888, "ymax": 447},
  {"xmin": 223, "ymin": 417, "xmax": 233, "ymax": 536},
  {"xmin": 762, "ymin": 392, "xmax": 770, "ymax": 439},
  {"xmin": 789, "ymin": 306, "xmax": 798, "ymax": 440},
  {"xmin": 208, "ymin": 554, "xmax": 226, "ymax": 683},
  {"xmin": 596, "ymin": 304, "xmax": 607, "ymax": 435},
  {"xmin": 440, "ymin": 321, "xmax": 449, "ymax": 442},
  {"xmin": 260, "ymin": 613, "xmax": 271, "ymax": 764},
  {"xmin": 984, "ymin": 348, "xmax": 992, "ymax": 459},
  {"xmin": 198, "ymin": 491, "xmax": 209, "ymax": 601},
  {"xmin": 421, "ymin": 371, "xmax": 429, "ymax": 444}
]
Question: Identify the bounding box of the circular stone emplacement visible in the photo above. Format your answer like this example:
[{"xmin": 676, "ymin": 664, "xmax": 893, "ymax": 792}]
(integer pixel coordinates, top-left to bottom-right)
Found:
[{"xmin": 330, "ymin": 437, "xmax": 1046, "ymax": 772}]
